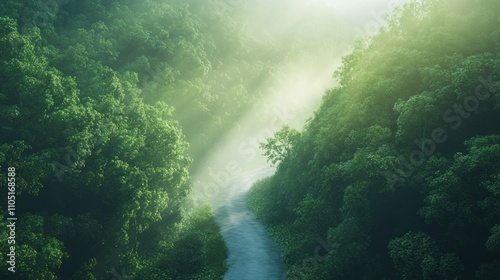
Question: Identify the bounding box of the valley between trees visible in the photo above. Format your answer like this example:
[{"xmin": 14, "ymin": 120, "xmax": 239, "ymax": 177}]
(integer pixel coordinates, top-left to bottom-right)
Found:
[
  {"xmin": 1, "ymin": 0, "xmax": 499, "ymax": 279},
  {"xmin": 0, "ymin": 0, "xmax": 344, "ymax": 279}
]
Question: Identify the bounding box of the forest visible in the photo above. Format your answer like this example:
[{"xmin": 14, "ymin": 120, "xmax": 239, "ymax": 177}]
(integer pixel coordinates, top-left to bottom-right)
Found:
[
  {"xmin": 0, "ymin": 0, "xmax": 281, "ymax": 278},
  {"xmin": 0, "ymin": 0, "xmax": 356, "ymax": 278},
  {"xmin": 248, "ymin": 0, "xmax": 500, "ymax": 279},
  {"xmin": 1, "ymin": 0, "xmax": 499, "ymax": 279}
]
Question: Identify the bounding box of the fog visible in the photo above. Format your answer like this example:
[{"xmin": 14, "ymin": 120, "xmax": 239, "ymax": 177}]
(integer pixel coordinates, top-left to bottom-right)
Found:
[{"xmin": 190, "ymin": 0, "xmax": 413, "ymax": 205}]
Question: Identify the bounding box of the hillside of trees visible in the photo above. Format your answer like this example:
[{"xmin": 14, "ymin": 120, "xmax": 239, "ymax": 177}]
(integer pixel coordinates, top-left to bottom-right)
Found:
[
  {"xmin": 0, "ymin": 0, "xmax": 364, "ymax": 278},
  {"xmin": 248, "ymin": 0, "xmax": 500, "ymax": 279},
  {"xmin": 0, "ymin": 0, "xmax": 281, "ymax": 278}
]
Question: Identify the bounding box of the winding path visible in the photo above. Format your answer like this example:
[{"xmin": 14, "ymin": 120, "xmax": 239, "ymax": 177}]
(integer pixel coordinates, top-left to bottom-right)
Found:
[{"xmin": 212, "ymin": 167, "xmax": 285, "ymax": 280}]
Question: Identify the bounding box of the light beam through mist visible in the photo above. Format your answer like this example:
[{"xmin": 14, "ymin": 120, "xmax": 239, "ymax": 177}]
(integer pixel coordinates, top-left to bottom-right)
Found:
[{"xmin": 186, "ymin": 1, "xmax": 413, "ymax": 279}]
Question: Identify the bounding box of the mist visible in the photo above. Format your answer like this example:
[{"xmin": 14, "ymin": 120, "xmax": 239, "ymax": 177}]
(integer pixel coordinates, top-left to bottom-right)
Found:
[{"xmin": 190, "ymin": 0, "xmax": 413, "ymax": 205}]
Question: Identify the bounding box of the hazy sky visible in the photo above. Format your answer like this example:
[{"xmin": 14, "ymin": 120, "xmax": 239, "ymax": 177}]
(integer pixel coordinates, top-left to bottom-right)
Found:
[
  {"xmin": 314, "ymin": 0, "xmax": 407, "ymax": 12},
  {"xmin": 244, "ymin": 0, "xmax": 413, "ymax": 51}
]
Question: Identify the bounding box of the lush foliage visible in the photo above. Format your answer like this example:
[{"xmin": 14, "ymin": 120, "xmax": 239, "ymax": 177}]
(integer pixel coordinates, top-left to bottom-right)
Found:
[
  {"xmin": 0, "ymin": 0, "xmax": 264, "ymax": 278},
  {"xmin": 248, "ymin": 0, "xmax": 500, "ymax": 279},
  {"xmin": 259, "ymin": 125, "xmax": 300, "ymax": 166}
]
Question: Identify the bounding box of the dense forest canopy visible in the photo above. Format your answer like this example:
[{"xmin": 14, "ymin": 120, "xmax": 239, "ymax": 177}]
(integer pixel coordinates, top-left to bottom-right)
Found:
[
  {"xmin": 0, "ymin": 0, "xmax": 274, "ymax": 278},
  {"xmin": 249, "ymin": 0, "xmax": 500, "ymax": 279},
  {"xmin": 0, "ymin": 0, "xmax": 372, "ymax": 278},
  {"xmin": 2, "ymin": 0, "xmax": 499, "ymax": 279}
]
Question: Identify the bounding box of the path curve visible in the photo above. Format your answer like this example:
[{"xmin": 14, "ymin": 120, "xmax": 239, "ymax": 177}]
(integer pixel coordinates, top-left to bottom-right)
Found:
[{"xmin": 212, "ymin": 166, "xmax": 285, "ymax": 280}]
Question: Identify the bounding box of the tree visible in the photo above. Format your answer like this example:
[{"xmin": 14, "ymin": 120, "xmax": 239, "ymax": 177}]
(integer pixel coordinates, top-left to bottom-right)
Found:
[{"xmin": 260, "ymin": 125, "xmax": 300, "ymax": 166}]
